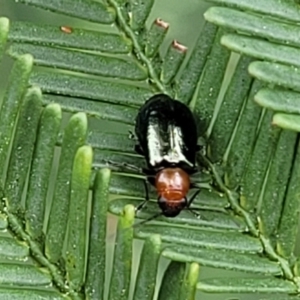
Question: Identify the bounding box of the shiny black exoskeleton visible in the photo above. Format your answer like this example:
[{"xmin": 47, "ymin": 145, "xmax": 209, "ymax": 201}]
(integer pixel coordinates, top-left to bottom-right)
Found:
[
  {"xmin": 134, "ymin": 94, "xmax": 200, "ymax": 218},
  {"xmin": 135, "ymin": 94, "xmax": 199, "ymax": 174}
]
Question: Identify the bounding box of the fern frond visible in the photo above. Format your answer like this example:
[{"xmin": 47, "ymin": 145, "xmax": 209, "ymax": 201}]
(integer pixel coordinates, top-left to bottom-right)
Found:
[{"xmin": 1, "ymin": 0, "xmax": 300, "ymax": 299}]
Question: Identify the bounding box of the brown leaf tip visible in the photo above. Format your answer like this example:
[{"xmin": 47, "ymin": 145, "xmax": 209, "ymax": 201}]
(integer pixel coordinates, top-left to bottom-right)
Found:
[
  {"xmin": 60, "ymin": 26, "xmax": 73, "ymax": 34},
  {"xmin": 155, "ymin": 18, "xmax": 169, "ymax": 29},
  {"xmin": 172, "ymin": 40, "xmax": 188, "ymax": 53}
]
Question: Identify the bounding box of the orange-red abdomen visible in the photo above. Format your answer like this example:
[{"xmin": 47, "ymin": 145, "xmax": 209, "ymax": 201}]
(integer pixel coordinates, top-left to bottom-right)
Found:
[{"xmin": 155, "ymin": 168, "xmax": 190, "ymax": 201}]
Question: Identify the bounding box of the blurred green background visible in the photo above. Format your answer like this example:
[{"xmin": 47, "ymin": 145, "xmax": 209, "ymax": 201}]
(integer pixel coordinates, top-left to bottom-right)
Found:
[{"xmin": 0, "ymin": 1, "xmax": 277, "ymax": 299}]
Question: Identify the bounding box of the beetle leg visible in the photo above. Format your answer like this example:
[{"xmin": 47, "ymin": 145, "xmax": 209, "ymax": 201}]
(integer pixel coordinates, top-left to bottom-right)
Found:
[
  {"xmin": 135, "ymin": 179, "xmax": 150, "ymax": 212},
  {"xmin": 186, "ymin": 189, "xmax": 201, "ymax": 218}
]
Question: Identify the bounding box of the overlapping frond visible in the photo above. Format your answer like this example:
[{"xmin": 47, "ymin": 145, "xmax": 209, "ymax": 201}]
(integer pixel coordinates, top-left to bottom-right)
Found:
[{"xmin": 0, "ymin": 0, "xmax": 300, "ymax": 299}]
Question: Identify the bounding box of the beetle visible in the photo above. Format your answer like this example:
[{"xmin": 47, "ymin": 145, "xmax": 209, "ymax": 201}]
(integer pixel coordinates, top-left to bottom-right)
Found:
[{"xmin": 134, "ymin": 93, "xmax": 201, "ymax": 218}]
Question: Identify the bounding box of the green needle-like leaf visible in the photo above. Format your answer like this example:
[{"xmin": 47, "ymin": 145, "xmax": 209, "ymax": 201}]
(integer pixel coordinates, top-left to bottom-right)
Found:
[
  {"xmin": 193, "ymin": 28, "xmax": 230, "ymax": 132},
  {"xmin": 277, "ymin": 139, "xmax": 300, "ymax": 258},
  {"xmin": 88, "ymin": 132, "xmax": 136, "ymax": 153},
  {"xmin": 221, "ymin": 34, "xmax": 300, "ymax": 67},
  {"xmin": 161, "ymin": 41, "xmax": 186, "ymax": 85},
  {"xmin": 241, "ymin": 110, "xmax": 280, "ymax": 211},
  {"xmin": 8, "ymin": 43, "xmax": 147, "ymax": 80},
  {"xmin": 273, "ymin": 113, "xmax": 300, "ymax": 131},
  {"xmin": 254, "ymin": 88, "xmax": 300, "ymax": 114},
  {"xmin": 0, "ymin": 263, "xmax": 52, "ymax": 285},
  {"xmin": 205, "ymin": 0, "xmax": 300, "ymax": 23},
  {"xmin": 85, "ymin": 168, "xmax": 111, "ymax": 300},
  {"xmin": 25, "ymin": 103, "xmax": 62, "ymax": 240},
  {"xmin": 177, "ymin": 22, "xmax": 218, "ymax": 103},
  {"xmin": 145, "ymin": 19, "xmax": 169, "ymax": 58},
  {"xmin": 163, "ymin": 246, "xmax": 281, "ymax": 275},
  {"xmin": 249, "ymin": 61, "xmax": 300, "ymax": 93},
  {"xmin": 205, "ymin": 7, "xmax": 300, "ymax": 48},
  {"xmin": 179, "ymin": 262, "xmax": 199, "ymax": 300},
  {"xmin": 66, "ymin": 146, "xmax": 93, "ymax": 291},
  {"xmin": 8, "ymin": 21, "xmax": 131, "ymax": 53},
  {"xmin": 109, "ymin": 205, "xmax": 135, "ymax": 300},
  {"xmin": 131, "ymin": 0, "xmax": 154, "ymax": 32},
  {"xmin": 209, "ymin": 55, "xmax": 253, "ymax": 162},
  {"xmin": 43, "ymin": 95, "xmax": 137, "ymax": 125},
  {"xmin": 135, "ymin": 225, "xmax": 262, "ymax": 253},
  {"xmin": 158, "ymin": 261, "xmax": 186, "ymax": 300},
  {"xmin": 0, "ymin": 213, "xmax": 7, "ymax": 229},
  {"xmin": 29, "ymin": 71, "xmax": 153, "ymax": 107},
  {"xmin": 0, "ymin": 17, "xmax": 9, "ymax": 61},
  {"xmin": 46, "ymin": 113, "xmax": 87, "ymax": 263},
  {"xmin": 258, "ymin": 130, "xmax": 297, "ymax": 238},
  {"xmin": 18, "ymin": 0, "xmax": 115, "ymax": 24},
  {"xmin": 0, "ymin": 54, "xmax": 33, "ymax": 185},
  {"xmin": 5, "ymin": 87, "xmax": 43, "ymax": 213},
  {"xmin": 94, "ymin": 152, "xmax": 144, "ymax": 174},
  {"xmin": 0, "ymin": 237, "xmax": 29, "ymax": 259},
  {"xmin": 259, "ymin": 297, "xmax": 300, "ymax": 300},
  {"xmin": 198, "ymin": 277, "xmax": 297, "ymax": 293},
  {"xmin": 133, "ymin": 234, "xmax": 161, "ymax": 300},
  {"xmin": 0, "ymin": 287, "xmax": 68, "ymax": 299},
  {"xmin": 225, "ymin": 80, "xmax": 263, "ymax": 188}
]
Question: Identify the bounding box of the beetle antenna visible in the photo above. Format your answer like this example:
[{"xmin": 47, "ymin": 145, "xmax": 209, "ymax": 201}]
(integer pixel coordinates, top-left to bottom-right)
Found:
[
  {"xmin": 186, "ymin": 189, "xmax": 201, "ymax": 218},
  {"xmin": 135, "ymin": 180, "xmax": 150, "ymax": 212},
  {"xmin": 105, "ymin": 160, "xmax": 142, "ymax": 172},
  {"xmin": 187, "ymin": 189, "xmax": 201, "ymax": 207}
]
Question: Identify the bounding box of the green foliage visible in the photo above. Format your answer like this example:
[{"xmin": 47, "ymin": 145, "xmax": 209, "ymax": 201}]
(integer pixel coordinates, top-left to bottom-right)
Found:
[{"xmin": 0, "ymin": 0, "xmax": 300, "ymax": 299}]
